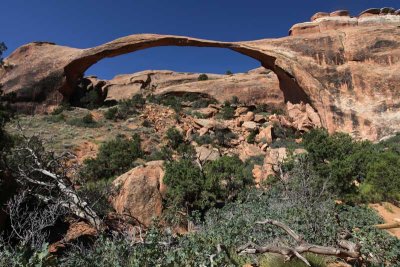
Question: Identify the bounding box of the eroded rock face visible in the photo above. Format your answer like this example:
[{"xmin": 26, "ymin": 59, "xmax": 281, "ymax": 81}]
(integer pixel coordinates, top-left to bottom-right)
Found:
[
  {"xmin": 111, "ymin": 162, "xmax": 164, "ymax": 227},
  {"xmin": 1, "ymin": 8, "xmax": 399, "ymax": 141},
  {"xmin": 104, "ymin": 68, "xmax": 284, "ymax": 107}
]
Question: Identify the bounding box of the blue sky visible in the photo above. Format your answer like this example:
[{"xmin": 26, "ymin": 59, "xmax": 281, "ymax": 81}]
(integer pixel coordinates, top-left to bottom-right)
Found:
[{"xmin": 1, "ymin": 1, "xmax": 398, "ymax": 79}]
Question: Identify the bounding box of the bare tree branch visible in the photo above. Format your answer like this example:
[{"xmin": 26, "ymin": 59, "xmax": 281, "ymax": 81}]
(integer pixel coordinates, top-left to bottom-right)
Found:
[
  {"xmin": 237, "ymin": 219, "xmax": 361, "ymax": 266},
  {"xmin": 10, "ymin": 135, "xmax": 105, "ymax": 231}
]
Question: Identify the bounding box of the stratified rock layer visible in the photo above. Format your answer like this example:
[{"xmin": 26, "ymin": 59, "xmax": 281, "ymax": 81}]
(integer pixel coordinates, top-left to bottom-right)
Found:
[
  {"xmin": 1, "ymin": 9, "xmax": 399, "ymax": 141},
  {"xmin": 104, "ymin": 68, "xmax": 284, "ymax": 107}
]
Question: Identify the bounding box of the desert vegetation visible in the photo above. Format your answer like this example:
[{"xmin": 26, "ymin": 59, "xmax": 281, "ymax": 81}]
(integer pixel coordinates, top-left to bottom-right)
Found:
[
  {"xmin": 1, "ymin": 40, "xmax": 400, "ymax": 267},
  {"xmin": 1, "ymin": 87, "xmax": 400, "ymax": 266}
]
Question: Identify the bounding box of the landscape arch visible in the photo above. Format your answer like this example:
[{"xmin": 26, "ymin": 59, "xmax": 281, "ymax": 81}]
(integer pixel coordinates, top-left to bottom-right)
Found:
[{"xmin": 64, "ymin": 34, "xmax": 313, "ymax": 108}]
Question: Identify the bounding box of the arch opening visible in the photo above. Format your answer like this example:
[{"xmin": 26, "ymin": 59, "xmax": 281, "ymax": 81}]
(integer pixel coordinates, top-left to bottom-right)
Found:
[
  {"xmin": 63, "ymin": 36, "xmax": 312, "ymax": 109},
  {"xmin": 84, "ymin": 46, "xmax": 261, "ymax": 80}
]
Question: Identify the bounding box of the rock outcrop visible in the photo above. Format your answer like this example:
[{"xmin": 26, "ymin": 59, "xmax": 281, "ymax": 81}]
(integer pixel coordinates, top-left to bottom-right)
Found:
[
  {"xmin": 103, "ymin": 68, "xmax": 284, "ymax": 107},
  {"xmin": 111, "ymin": 161, "xmax": 165, "ymax": 227},
  {"xmin": 1, "ymin": 8, "xmax": 399, "ymax": 141}
]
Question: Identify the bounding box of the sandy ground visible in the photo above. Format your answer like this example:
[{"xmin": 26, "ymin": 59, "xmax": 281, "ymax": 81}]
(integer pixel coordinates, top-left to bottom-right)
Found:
[{"xmin": 370, "ymin": 202, "xmax": 400, "ymax": 238}]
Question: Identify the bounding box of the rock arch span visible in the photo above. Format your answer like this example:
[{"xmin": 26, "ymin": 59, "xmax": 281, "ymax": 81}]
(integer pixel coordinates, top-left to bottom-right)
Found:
[{"xmin": 63, "ymin": 34, "xmax": 311, "ymax": 106}]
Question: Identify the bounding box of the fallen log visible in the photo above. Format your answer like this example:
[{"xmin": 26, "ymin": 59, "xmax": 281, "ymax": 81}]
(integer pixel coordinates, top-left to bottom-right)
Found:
[{"xmin": 237, "ymin": 219, "xmax": 361, "ymax": 266}]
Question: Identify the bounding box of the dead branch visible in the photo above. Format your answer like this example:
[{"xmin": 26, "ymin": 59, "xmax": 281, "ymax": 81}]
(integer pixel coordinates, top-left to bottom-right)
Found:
[
  {"xmin": 237, "ymin": 219, "xmax": 361, "ymax": 266},
  {"xmin": 10, "ymin": 135, "xmax": 105, "ymax": 231}
]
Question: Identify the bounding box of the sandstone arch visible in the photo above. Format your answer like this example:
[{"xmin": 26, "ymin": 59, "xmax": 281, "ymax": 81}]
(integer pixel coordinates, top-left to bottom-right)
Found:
[
  {"xmin": 1, "ymin": 11, "xmax": 400, "ymax": 141},
  {"xmin": 63, "ymin": 35, "xmax": 311, "ymax": 106}
]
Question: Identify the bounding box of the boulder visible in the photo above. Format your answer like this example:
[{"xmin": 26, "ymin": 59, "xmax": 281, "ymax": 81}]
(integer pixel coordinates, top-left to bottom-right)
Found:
[
  {"xmin": 242, "ymin": 121, "xmax": 258, "ymax": 131},
  {"xmin": 255, "ymin": 125, "xmax": 273, "ymax": 144},
  {"xmin": 111, "ymin": 161, "xmax": 165, "ymax": 226},
  {"xmin": 311, "ymin": 12, "xmax": 329, "ymax": 21},
  {"xmin": 235, "ymin": 107, "xmax": 249, "ymax": 116},
  {"xmin": 242, "ymin": 111, "xmax": 255, "ymax": 122},
  {"xmin": 330, "ymin": 10, "xmax": 350, "ymax": 17},
  {"xmin": 254, "ymin": 114, "xmax": 266, "ymax": 123},
  {"xmin": 286, "ymin": 102, "xmax": 321, "ymax": 131},
  {"xmin": 194, "ymin": 119, "xmax": 216, "ymax": 129},
  {"xmin": 195, "ymin": 146, "xmax": 220, "ymax": 162},
  {"xmin": 238, "ymin": 143, "xmax": 265, "ymax": 162},
  {"xmin": 198, "ymin": 127, "xmax": 209, "ymax": 136},
  {"xmin": 196, "ymin": 107, "xmax": 218, "ymax": 118}
]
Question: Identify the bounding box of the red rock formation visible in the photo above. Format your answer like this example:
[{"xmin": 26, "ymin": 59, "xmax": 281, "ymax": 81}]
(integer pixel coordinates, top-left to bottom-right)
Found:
[
  {"xmin": 1, "ymin": 8, "xmax": 399, "ymax": 141},
  {"xmin": 103, "ymin": 68, "xmax": 284, "ymax": 107},
  {"xmin": 111, "ymin": 162, "xmax": 164, "ymax": 227}
]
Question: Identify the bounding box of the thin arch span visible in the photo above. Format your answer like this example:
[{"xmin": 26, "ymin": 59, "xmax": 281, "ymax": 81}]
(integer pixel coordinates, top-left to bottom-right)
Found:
[{"xmin": 63, "ymin": 34, "xmax": 311, "ymax": 106}]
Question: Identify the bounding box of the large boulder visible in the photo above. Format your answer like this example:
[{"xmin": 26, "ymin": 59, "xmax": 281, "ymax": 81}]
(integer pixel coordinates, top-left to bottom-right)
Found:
[
  {"xmin": 111, "ymin": 161, "xmax": 165, "ymax": 227},
  {"xmin": 286, "ymin": 102, "xmax": 322, "ymax": 131}
]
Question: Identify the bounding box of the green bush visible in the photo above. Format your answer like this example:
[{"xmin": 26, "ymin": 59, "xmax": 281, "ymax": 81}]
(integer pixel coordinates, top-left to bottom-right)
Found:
[
  {"xmin": 215, "ymin": 127, "xmax": 236, "ymax": 147},
  {"xmin": 363, "ymin": 151, "xmax": 400, "ymax": 202},
  {"xmin": 67, "ymin": 113, "xmax": 100, "ymax": 128},
  {"xmin": 165, "ymin": 127, "xmax": 184, "ymax": 150},
  {"xmin": 104, "ymin": 106, "xmax": 118, "ymax": 120},
  {"xmin": 230, "ymin": 96, "xmax": 239, "ymax": 105},
  {"xmin": 80, "ymin": 134, "xmax": 143, "ymax": 181},
  {"xmin": 198, "ymin": 74, "xmax": 208, "ymax": 81},
  {"xmin": 302, "ymin": 128, "xmax": 375, "ymax": 198},
  {"xmin": 164, "ymin": 156, "xmax": 252, "ymax": 212},
  {"xmin": 225, "ymin": 70, "xmax": 233, "ymax": 75},
  {"xmin": 46, "ymin": 113, "xmax": 65, "ymax": 123},
  {"xmin": 218, "ymin": 101, "xmax": 235, "ymax": 120},
  {"xmin": 192, "ymin": 98, "xmax": 217, "ymax": 109},
  {"xmin": 104, "ymin": 95, "xmax": 145, "ymax": 121},
  {"xmin": 246, "ymin": 129, "xmax": 258, "ymax": 144}
]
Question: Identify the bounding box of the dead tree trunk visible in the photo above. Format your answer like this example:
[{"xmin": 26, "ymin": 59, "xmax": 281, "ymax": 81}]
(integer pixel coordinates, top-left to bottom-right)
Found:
[
  {"xmin": 10, "ymin": 136, "xmax": 105, "ymax": 231},
  {"xmin": 237, "ymin": 219, "xmax": 361, "ymax": 266}
]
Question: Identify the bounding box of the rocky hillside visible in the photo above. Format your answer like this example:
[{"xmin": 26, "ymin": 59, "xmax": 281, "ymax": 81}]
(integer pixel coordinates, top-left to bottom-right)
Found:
[
  {"xmin": 1, "ymin": 8, "xmax": 399, "ymax": 141},
  {"xmin": 1, "ymin": 7, "xmax": 400, "ymax": 267}
]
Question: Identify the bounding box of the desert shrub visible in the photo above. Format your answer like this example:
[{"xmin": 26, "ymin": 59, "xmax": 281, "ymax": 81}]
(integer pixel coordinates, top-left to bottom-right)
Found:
[
  {"xmin": 259, "ymin": 253, "xmax": 327, "ymax": 267},
  {"xmin": 163, "ymin": 159, "xmax": 204, "ymax": 211},
  {"xmin": 269, "ymin": 138, "xmax": 303, "ymax": 150},
  {"xmin": 218, "ymin": 101, "xmax": 235, "ymax": 120},
  {"xmin": 246, "ymin": 129, "xmax": 258, "ymax": 144},
  {"xmin": 193, "ymin": 133, "xmax": 213, "ymax": 145},
  {"xmin": 51, "ymin": 103, "xmax": 72, "ymax": 115},
  {"xmin": 164, "ymin": 155, "xmax": 252, "ymax": 212},
  {"xmin": 46, "ymin": 113, "xmax": 65, "ymax": 123},
  {"xmin": 255, "ymin": 103, "xmax": 268, "ymax": 113},
  {"xmin": 203, "ymin": 155, "xmax": 253, "ymax": 204},
  {"xmin": 362, "ymin": 151, "xmax": 400, "ymax": 202},
  {"xmin": 165, "ymin": 127, "xmax": 184, "ymax": 150},
  {"xmin": 197, "ymin": 74, "xmax": 208, "ymax": 81},
  {"xmin": 230, "ymin": 96, "xmax": 240, "ymax": 105},
  {"xmin": 78, "ymin": 90, "xmax": 103, "ymax": 109},
  {"xmin": 302, "ymin": 128, "xmax": 375, "ymax": 198},
  {"xmin": 225, "ymin": 70, "xmax": 233, "ymax": 75},
  {"xmin": 192, "ymin": 98, "xmax": 217, "ymax": 109},
  {"xmin": 80, "ymin": 134, "xmax": 143, "ymax": 181},
  {"xmin": 272, "ymin": 122, "xmax": 297, "ymax": 139},
  {"xmin": 141, "ymin": 119, "xmax": 152, "ymax": 127},
  {"xmin": 104, "ymin": 95, "xmax": 145, "ymax": 121},
  {"xmin": 67, "ymin": 113, "xmax": 100, "ymax": 128},
  {"xmin": 0, "ymin": 241, "xmax": 55, "ymax": 267},
  {"xmin": 215, "ymin": 127, "xmax": 236, "ymax": 147},
  {"xmin": 149, "ymin": 94, "xmax": 182, "ymax": 112},
  {"xmin": 104, "ymin": 106, "xmax": 118, "ymax": 120},
  {"xmin": 146, "ymin": 145, "xmax": 173, "ymax": 162}
]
